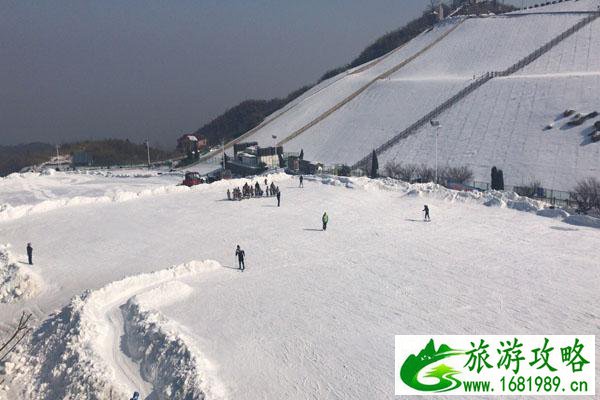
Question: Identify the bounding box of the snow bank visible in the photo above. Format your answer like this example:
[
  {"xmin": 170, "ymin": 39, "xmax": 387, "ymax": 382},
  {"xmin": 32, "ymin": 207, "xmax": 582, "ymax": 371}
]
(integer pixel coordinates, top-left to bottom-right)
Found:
[
  {"xmin": 121, "ymin": 283, "xmax": 225, "ymax": 400},
  {"xmin": 564, "ymin": 214, "xmax": 600, "ymax": 229},
  {"xmin": 0, "ymin": 245, "xmax": 42, "ymax": 303},
  {"xmin": 0, "ymin": 184, "xmax": 189, "ymax": 223},
  {"xmin": 5, "ymin": 260, "xmax": 225, "ymax": 400}
]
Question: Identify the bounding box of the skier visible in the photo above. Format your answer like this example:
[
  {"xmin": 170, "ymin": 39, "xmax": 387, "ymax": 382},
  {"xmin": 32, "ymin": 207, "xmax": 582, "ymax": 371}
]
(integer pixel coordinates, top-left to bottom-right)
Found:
[
  {"xmin": 299, "ymin": 175, "xmax": 304, "ymax": 188},
  {"xmin": 130, "ymin": 392, "xmax": 140, "ymax": 400},
  {"xmin": 26, "ymin": 243, "xmax": 33, "ymax": 265},
  {"xmin": 276, "ymin": 190, "xmax": 281, "ymax": 207},
  {"xmin": 227, "ymin": 188, "xmax": 231, "ymax": 201},
  {"xmin": 322, "ymin": 212, "xmax": 329, "ymax": 231},
  {"xmin": 423, "ymin": 205, "xmax": 430, "ymax": 221},
  {"xmin": 235, "ymin": 245, "xmax": 245, "ymax": 271}
]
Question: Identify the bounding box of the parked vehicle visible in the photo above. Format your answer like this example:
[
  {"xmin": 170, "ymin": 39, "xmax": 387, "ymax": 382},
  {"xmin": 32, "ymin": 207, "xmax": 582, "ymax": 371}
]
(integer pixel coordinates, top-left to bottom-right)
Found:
[{"xmin": 182, "ymin": 172, "xmax": 204, "ymax": 187}]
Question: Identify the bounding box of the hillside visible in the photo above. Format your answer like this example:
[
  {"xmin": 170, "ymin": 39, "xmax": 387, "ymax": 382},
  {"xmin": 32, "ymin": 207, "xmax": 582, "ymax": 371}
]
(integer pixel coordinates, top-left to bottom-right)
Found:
[
  {"xmin": 0, "ymin": 140, "xmax": 178, "ymax": 176},
  {"xmin": 203, "ymin": 0, "xmax": 600, "ymax": 191},
  {"xmin": 0, "ymin": 143, "xmax": 54, "ymax": 177}
]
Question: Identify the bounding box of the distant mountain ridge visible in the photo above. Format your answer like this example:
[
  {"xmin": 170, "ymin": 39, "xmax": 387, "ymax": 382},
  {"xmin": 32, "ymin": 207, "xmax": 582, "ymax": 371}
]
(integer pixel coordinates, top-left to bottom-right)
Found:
[{"xmin": 0, "ymin": 140, "xmax": 177, "ymax": 177}]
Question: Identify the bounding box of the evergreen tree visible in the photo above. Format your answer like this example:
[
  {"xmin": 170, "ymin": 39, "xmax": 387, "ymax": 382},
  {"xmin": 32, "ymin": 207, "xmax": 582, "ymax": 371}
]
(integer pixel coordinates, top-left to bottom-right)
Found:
[
  {"xmin": 299, "ymin": 149, "xmax": 304, "ymax": 160},
  {"xmin": 498, "ymin": 169, "xmax": 505, "ymax": 190},
  {"xmin": 491, "ymin": 166, "xmax": 505, "ymax": 190},
  {"xmin": 370, "ymin": 150, "xmax": 379, "ymax": 178}
]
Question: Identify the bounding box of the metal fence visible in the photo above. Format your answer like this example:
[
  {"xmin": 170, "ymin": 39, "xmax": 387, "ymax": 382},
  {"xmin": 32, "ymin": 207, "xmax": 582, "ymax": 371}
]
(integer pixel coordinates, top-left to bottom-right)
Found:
[{"xmin": 470, "ymin": 181, "xmax": 579, "ymax": 208}]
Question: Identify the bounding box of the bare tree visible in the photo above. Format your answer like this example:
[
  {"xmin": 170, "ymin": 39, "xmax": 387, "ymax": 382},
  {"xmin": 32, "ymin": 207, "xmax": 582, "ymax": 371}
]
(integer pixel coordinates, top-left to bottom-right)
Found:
[
  {"xmin": 440, "ymin": 166, "xmax": 474, "ymax": 184},
  {"xmin": 516, "ymin": 179, "xmax": 543, "ymax": 198},
  {"xmin": 0, "ymin": 312, "xmax": 33, "ymax": 384},
  {"xmin": 571, "ymin": 177, "xmax": 600, "ymax": 214}
]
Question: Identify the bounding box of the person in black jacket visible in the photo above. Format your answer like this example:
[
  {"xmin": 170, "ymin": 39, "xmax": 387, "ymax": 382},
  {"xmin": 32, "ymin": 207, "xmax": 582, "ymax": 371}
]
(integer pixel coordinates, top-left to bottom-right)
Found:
[
  {"xmin": 236, "ymin": 245, "xmax": 245, "ymax": 271},
  {"xmin": 276, "ymin": 190, "xmax": 281, "ymax": 207},
  {"xmin": 423, "ymin": 205, "xmax": 430, "ymax": 221},
  {"xmin": 299, "ymin": 175, "xmax": 304, "ymax": 188},
  {"xmin": 26, "ymin": 243, "xmax": 33, "ymax": 265}
]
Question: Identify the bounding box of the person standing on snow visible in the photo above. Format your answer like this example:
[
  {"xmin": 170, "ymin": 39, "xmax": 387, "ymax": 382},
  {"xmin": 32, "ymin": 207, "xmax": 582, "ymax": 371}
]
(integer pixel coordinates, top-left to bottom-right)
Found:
[
  {"xmin": 299, "ymin": 175, "xmax": 304, "ymax": 188},
  {"xmin": 322, "ymin": 212, "xmax": 329, "ymax": 231},
  {"xmin": 26, "ymin": 243, "xmax": 33, "ymax": 265},
  {"xmin": 423, "ymin": 205, "xmax": 430, "ymax": 221},
  {"xmin": 276, "ymin": 190, "xmax": 281, "ymax": 207},
  {"xmin": 236, "ymin": 245, "xmax": 246, "ymax": 271}
]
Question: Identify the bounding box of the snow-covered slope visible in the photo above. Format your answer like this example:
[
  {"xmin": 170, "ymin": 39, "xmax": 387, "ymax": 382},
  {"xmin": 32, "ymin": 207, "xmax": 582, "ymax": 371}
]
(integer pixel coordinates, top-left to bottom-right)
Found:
[
  {"xmin": 224, "ymin": 19, "xmax": 463, "ymax": 153},
  {"xmin": 514, "ymin": 0, "xmax": 600, "ymax": 14},
  {"xmin": 1, "ymin": 172, "xmax": 599, "ymax": 398},
  {"xmin": 209, "ymin": 6, "xmax": 599, "ymax": 192},
  {"xmin": 516, "ymin": 16, "xmax": 600, "ymax": 75},
  {"xmin": 379, "ymin": 73, "xmax": 600, "ymax": 190}
]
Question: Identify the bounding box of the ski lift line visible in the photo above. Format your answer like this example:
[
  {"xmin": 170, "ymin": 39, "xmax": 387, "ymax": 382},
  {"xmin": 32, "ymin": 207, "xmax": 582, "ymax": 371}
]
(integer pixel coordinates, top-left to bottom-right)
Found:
[
  {"xmin": 351, "ymin": 11, "xmax": 600, "ymax": 170},
  {"xmin": 275, "ymin": 17, "xmax": 468, "ymax": 148}
]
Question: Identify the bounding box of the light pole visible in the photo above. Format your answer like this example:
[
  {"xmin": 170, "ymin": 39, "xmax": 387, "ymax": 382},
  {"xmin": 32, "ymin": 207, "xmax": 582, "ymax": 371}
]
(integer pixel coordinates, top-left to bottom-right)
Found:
[
  {"xmin": 145, "ymin": 138, "xmax": 150, "ymax": 168},
  {"xmin": 221, "ymin": 138, "xmax": 225, "ymax": 169},
  {"xmin": 430, "ymin": 120, "xmax": 441, "ymax": 184}
]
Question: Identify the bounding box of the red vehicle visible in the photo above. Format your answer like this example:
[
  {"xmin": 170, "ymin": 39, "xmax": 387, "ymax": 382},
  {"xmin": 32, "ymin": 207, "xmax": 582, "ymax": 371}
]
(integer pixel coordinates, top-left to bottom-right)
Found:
[{"xmin": 182, "ymin": 172, "xmax": 204, "ymax": 187}]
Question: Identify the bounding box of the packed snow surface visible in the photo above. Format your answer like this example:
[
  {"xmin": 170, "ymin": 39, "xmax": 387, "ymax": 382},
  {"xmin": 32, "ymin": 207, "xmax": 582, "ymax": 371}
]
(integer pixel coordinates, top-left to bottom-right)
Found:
[
  {"xmin": 0, "ymin": 171, "xmax": 598, "ymax": 399},
  {"xmin": 0, "ymin": 169, "xmax": 184, "ymax": 222}
]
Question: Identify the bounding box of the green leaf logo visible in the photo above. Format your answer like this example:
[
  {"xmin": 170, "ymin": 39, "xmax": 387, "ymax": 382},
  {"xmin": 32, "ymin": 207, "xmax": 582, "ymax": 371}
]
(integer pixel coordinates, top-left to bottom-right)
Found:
[{"xmin": 400, "ymin": 339, "xmax": 464, "ymax": 392}]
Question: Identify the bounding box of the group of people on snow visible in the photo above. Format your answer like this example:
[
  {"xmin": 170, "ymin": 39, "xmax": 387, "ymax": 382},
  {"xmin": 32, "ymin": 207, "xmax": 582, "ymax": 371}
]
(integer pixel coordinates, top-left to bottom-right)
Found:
[{"xmin": 227, "ymin": 180, "xmax": 280, "ymax": 201}]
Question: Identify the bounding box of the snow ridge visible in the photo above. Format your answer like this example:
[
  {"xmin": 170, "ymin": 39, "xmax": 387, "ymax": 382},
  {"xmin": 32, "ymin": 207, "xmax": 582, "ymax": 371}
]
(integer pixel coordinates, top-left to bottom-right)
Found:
[
  {"xmin": 122, "ymin": 291, "xmax": 225, "ymax": 400},
  {"xmin": 0, "ymin": 182, "xmax": 189, "ymax": 223},
  {"xmin": 0, "ymin": 245, "xmax": 42, "ymax": 303},
  {"xmin": 5, "ymin": 260, "xmax": 225, "ymax": 400}
]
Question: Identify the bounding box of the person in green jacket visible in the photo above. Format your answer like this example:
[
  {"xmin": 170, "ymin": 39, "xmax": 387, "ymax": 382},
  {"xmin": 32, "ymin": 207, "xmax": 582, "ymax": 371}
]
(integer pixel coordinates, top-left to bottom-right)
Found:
[{"xmin": 322, "ymin": 212, "xmax": 329, "ymax": 231}]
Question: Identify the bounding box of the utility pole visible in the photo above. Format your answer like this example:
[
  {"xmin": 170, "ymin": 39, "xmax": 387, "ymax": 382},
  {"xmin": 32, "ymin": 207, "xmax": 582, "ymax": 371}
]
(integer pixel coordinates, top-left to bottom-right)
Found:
[
  {"xmin": 221, "ymin": 138, "xmax": 225, "ymax": 169},
  {"xmin": 430, "ymin": 120, "xmax": 441, "ymax": 185},
  {"xmin": 145, "ymin": 138, "xmax": 151, "ymax": 168}
]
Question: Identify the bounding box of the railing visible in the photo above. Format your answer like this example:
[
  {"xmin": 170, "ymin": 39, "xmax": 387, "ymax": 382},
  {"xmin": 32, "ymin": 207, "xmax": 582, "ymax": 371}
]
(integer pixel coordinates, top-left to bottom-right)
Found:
[{"xmin": 351, "ymin": 11, "xmax": 600, "ymax": 170}]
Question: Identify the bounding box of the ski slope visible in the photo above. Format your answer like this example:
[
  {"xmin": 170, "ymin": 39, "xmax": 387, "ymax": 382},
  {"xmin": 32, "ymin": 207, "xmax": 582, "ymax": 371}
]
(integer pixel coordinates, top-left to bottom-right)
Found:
[
  {"xmin": 1, "ymin": 171, "xmax": 599, "ymax": 399},
  {"xmin": 207, "ymin": 6, "xmax": 599, "ymax": 192},
  {"xmin": 282, "ymin": 12, "xmax": 594, "ymax": 168},
  {"xmin": 516, "ymin": 15, "xmax": 600, "ymax": 75},
  {"xmin": 211, "ymin": 19, "xmax": 464, "ymax": 156},
  {"xmin": 513, "ymin": 0, "xmax": 600, "ymax": 14},
  {"xmin": 379, "ymin": 19, "xmax": 600, "ymax": 191}
]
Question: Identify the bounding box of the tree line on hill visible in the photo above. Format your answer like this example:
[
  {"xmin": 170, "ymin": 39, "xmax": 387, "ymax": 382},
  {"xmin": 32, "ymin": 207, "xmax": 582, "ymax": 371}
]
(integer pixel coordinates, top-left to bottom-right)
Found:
[
  {"xmin": 0, "ymin": 139, "xmax": 177, "ymax": 177},
  {"xmin": 194, "ymin": 1, "xmax": 515, "ymax": 147}
]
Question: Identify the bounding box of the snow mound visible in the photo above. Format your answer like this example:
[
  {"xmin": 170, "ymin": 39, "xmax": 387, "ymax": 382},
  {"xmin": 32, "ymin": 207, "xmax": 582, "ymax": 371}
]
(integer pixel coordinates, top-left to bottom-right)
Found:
[
  {"xmin": 564, "ymin": 214, "xmax": 600, "ymax": 229},
  {"xmin": 6, "ymin": 260, "xmax": 225, "ymax": 400},
  {"xmin": 537, "ymin": 208, "xmax": 570, "ymax": 219},
  {"xmin": 122, "ymin": 287, "xmax": 225, "ymax": 399},
  {"xmin": 0, "ymin": 184, "xmax": 189, "ymax": 223},
  {"xmin": 0, "ymin": 245, "xmax": 42, "ymax": 303}
]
